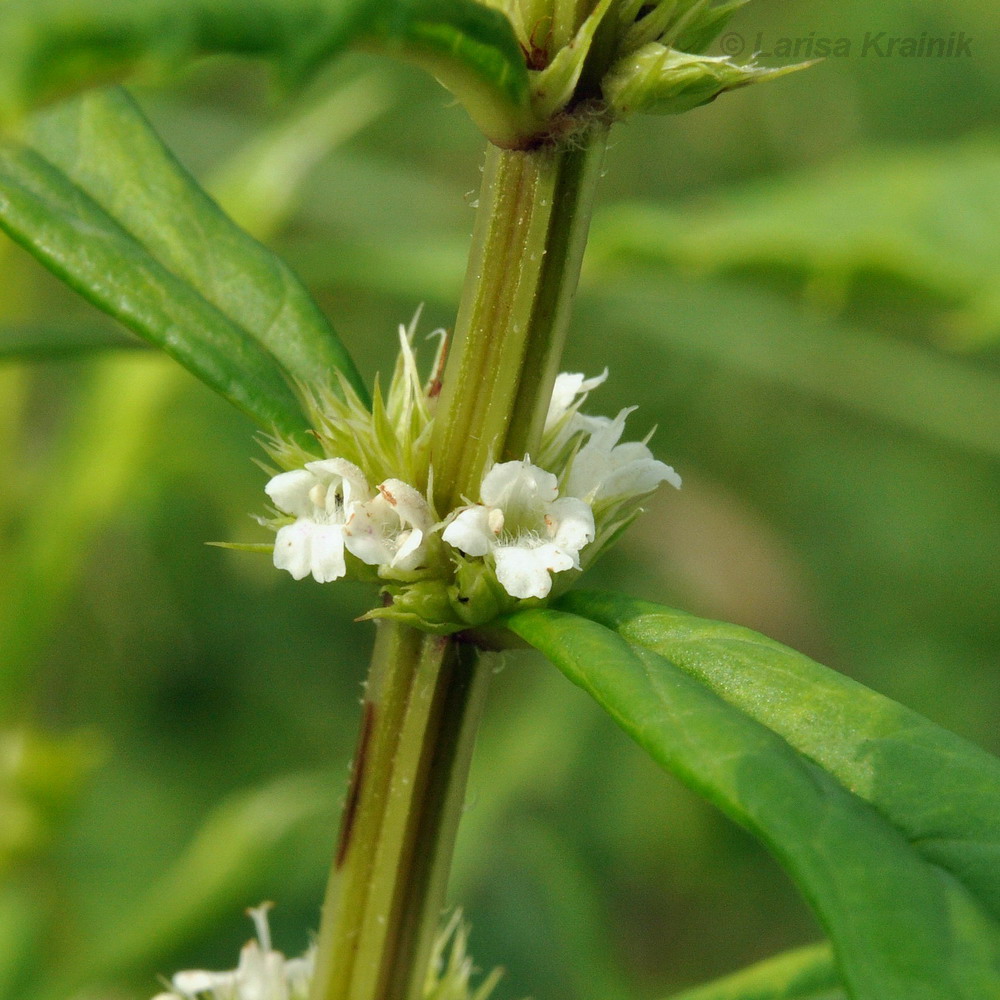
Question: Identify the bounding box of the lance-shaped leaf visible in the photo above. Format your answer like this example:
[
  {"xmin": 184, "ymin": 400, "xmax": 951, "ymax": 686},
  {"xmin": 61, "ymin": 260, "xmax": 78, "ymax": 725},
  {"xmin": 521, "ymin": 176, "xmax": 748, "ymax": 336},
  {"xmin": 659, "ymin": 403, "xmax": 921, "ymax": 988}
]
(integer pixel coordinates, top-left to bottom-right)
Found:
[
  {"xmin": 604, "ymin": 43, "xmax": 810, "ymax": 117},
  {"xmin": 558, "ymin": 590, "xmax": 1000, "ymax": 921},
  {"xmin": 25, "ymin": 87, "xmax": 364, "ymax": 396},
  {"xmin": 0, "ymin": 142, "xmax": 309, "ymax": 438},
  {"xmin": 507, "ymin": 608, "xmax": 1000, "ymax": 999},
  {"xmin": 0, "ymin": 88, "xmax": 365, "ymax": 437},
  {"xmin": 0, "ymin": 0, "xmax": 536, "ymax": 148}
]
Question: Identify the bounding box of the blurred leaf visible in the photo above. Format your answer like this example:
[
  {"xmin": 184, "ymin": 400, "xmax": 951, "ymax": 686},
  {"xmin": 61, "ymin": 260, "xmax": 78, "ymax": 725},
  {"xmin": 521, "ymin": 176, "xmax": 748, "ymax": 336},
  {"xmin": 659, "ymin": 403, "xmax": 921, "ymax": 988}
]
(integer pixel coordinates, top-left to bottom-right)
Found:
[
  {"xmin": 53, "ymin": 772, "xmax": 330, "ymax": 995},
  {"xmin": 673, "ymin": 1, "xmax": 748, "ymax": 56},
  {"xmin": 590, "ymin": 138, "xmax": 1000, "ymax": 344},
  {"xmin": 664, "ymin": 942, "xmax": 842, "ymax": 1000},
  {"xmin": 582, "ymin": 279, "xmax": 1000, "ymax": 461},
  {"xmin": 512, "ymin": 818, "xmax": 630, "ymax": 1000},
  {"xmin": 0, "ymin": 321, "xmax": 141, "ymax": 359},
  {"xmin": 0, "ymin": 883, "xmax": 47, "ymax": 1000},
  {"xmin": 0, "ymin": 0, "xmax": 535, "ymax": 147},
  {"xmin": 209, "ymin": 71, "xmax": 391, "ymax": 240},
  {"xmin": 288, "ymin": 231, "xmax": 466, "ymax": 306},
  {"xmin": 558, "ymin": 591, "xmax": 1000, "ymax": 920},
  {"xmin": 507, "ymin": 608, "xmax": 1000, "ymax": 1000},
  {"xmin": 0, "ymin": 728, "xmax": 104, "ymax": 872},
  {"xmin": 0, "ymin": 355, "xmax": 179, "ymax": 704}
]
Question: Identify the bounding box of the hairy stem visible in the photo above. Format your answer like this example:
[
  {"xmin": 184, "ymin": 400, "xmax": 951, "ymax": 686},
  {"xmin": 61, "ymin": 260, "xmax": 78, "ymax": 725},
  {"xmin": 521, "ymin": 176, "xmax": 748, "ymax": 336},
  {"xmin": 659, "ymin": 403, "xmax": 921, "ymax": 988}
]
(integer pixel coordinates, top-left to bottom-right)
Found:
[{"xmin": 431, "ymin": 123, "xmax": 610, "ymax": 511}]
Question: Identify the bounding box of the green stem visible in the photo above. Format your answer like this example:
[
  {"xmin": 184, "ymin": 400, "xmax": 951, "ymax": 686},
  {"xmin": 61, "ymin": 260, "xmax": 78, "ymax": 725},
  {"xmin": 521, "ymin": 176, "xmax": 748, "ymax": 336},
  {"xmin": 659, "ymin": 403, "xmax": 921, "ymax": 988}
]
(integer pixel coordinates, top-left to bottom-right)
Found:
[
  {"xmin": 309, "ymin": 625, "xmax": 490, "ymax": 1000},
  {"xmin": 431, "ymin": 123, "xmax": 610, "ymax": 511},
  {"xmin": 311, "ymin": 122, "xmax": 609, "ymax": 1000}
]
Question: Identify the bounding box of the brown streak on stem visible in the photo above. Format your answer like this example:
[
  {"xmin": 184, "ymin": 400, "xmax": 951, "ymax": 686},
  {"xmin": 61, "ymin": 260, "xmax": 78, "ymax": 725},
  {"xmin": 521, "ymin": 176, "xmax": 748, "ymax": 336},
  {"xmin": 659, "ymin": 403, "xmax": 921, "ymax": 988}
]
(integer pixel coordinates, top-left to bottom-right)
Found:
[{"xmin": 336, "ymin": 700, "xmax": 376, "ymax": 868}]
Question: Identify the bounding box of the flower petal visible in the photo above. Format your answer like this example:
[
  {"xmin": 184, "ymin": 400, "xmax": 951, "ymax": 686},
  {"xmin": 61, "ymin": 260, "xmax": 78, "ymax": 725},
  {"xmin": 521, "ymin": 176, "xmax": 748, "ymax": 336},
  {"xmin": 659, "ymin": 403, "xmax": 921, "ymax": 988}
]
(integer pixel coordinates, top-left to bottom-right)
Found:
[
  {"xmin": 307, "ymin": 524, "xmax": 349, "ymax": 582},
  {"xmin": 598, "ymin": 456, "xmax": 681, "ymax": 499},
  {"xmin": 493, "ymin": 541, "xmax": 576, "ymax": 599},
  {"xmin": 265, "ymin": 469, "xmax": 318, "ymax": 517},
  {"xmin": 493, "ymin": 544, "xmax": 557, "ymax": 599},
  {"xmin": 343, "ymin": 498, "xmax": 395, "ymax": 567},
  {"xmin": 392, "ymin": 529, "xmax": 425, "ymax": 569},
  {"xmin": 442, "ymin": 505, "xmax": 495, "ymax": 557},
  {"xmin": 173, "ymin": 969, "xmax": 236, "ymax": 995},
  {"xmin": 547, "ymin": 496, "xmax": 595, "ymax": 554},
  {"xmin": 377, "ymin": 479, "xmax": 432, "ymax": 532},
  {"xmin": 305, "ymin": 458, "xmax": 370, "ymax": 508},
  {"xmin": 480, "ymin": 459, "xmax": 558, "ymax": 509},
  {"xmin": 544, "ymin": 369, "xmax": 608, "ymax": 431},
  {"xmin": 272, "ymin": 520, "xmax": 317, "ymax": 580}
]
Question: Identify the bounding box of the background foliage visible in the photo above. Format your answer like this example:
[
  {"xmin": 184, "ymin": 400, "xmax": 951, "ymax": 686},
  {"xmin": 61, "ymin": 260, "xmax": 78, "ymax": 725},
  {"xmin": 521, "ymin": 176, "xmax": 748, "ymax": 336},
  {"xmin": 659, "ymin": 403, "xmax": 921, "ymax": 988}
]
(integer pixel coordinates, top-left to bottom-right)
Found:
[{"xmin": 1, "ymin": 0, "xmax": 998, "ymax": 998}]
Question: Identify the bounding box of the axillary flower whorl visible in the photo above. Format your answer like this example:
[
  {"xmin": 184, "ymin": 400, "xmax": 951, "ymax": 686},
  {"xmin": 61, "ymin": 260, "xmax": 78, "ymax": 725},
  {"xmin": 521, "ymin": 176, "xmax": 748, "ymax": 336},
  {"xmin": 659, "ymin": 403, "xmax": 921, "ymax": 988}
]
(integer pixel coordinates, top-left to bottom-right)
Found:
[{"xmin": 257, "ymin": 320, "xmax": 680, "ymax": 633}]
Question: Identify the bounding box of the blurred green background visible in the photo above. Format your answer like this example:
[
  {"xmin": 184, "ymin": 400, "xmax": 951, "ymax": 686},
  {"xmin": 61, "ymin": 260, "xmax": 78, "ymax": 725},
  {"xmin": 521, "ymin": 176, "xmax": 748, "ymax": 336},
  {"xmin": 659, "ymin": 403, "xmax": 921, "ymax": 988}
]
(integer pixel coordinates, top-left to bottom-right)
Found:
[{"xmin": 2, "ymin": 0, "xmax": 998, "ymax": 997}]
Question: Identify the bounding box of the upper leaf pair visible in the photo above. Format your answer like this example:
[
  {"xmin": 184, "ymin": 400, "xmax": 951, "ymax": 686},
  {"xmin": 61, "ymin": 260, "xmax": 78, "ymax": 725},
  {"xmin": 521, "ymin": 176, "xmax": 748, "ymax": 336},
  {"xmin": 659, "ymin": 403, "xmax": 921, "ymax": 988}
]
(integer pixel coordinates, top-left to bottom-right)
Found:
[{"xmin": 0, "ymin": 0, "xmax": 805, "ymax": 149}]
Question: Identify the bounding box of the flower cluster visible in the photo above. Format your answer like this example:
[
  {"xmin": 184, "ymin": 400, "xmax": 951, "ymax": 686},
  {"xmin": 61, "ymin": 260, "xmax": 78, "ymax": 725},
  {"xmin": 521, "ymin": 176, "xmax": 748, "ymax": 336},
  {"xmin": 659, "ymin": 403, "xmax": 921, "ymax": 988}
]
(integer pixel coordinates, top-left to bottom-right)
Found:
[
  {"xmin": 152, "ymin": 906, "xmax": 499, "ymax": 1000},
  {"xmin": 152, "ymin": 904, "xmax": 312, "ymax": 1000},
  {"xmin": 266, "ymin": 461, "xmax": 432, "ymax": 584},
  {"xmin": 258, "ymin": 324, "xmax": 679, "ymax": 631}
]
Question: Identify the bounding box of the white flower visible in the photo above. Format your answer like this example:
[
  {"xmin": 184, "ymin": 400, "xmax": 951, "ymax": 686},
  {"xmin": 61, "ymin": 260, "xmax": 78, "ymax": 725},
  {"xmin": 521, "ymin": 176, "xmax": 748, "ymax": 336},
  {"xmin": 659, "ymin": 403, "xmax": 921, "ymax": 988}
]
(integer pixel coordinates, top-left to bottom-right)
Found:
[
  {"xmin": 442, "ymin": 460, "xmax": 595, "ymax": 600},
  {"xmin": 543, "ymin": 369, "xmax": 608, "ymax": 433},
  {"xmin": 345, "ymin": 479, "xmax": 433, "ymax": 572},
  {"xmin": 566, "ymin": 406, "xmax": 681, "ymax": 503},
  {"xmin": 153, "ymin": 904, "xmax": 313, "ymax": 1000},
  {"xmin": 265, "ymin": 458, "xmax": 370, "ymax": 583},
  {"xmin": 266, "ymin": 460, "xmax": 437, "ymax": 581}
]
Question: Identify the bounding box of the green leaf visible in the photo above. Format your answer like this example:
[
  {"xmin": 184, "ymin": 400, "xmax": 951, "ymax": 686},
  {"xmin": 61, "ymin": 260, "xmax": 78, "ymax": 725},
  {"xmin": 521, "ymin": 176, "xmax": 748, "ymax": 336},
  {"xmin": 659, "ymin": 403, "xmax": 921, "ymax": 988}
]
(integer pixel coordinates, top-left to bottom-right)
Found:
[
  {"xmin": 663, "ymin": 942, "xmax": 842, "ymax": 1000},
  {"xmin": 557, "ymin": 590, "xmax": 1000, "ymax": 921},
  {"xmin": 0, "ymin": 322, "xmax": 142, "ymax": 360},
  {"xmin": 29, "ymin": 86, "xmax": 364, "ymax": 396},
  {"xmin": 360, "ymin": 0, "xmax": 536, "ymax": 146},
  {"xmin": 0, "ymin": 0, "xmax": 536, "ymax": 147},
  {"xmin": 0, "ymin": 140, "xmax": 305, "ymax": 438},
  {"xmin": 506, "ymin": 607, "xmax": 1000, "ymax": 1000},
  {"xmin": 0, "ymin": 87, "xmax": 356, "ymax": 437}
]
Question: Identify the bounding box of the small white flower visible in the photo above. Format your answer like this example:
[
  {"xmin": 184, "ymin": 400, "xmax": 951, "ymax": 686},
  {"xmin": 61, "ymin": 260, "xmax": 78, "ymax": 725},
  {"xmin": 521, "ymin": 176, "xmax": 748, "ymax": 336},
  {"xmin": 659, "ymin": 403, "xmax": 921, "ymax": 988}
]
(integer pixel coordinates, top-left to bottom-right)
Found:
[
  {"xmin": 544, "ymin": 369, "xmax": 608, "ymax": 433},
  {"xmin": 153, "ymin": 904, "xmax": 313, "ymax": 1000},
  {"xmin": 345, "ymin": 479, "xmax": 433, "ymax": 572},
  {"xmin": 443, "ymin": 460, "xmax": 595, "ymax": 600},
  {"xmin": 265, "ymin": 458, "xmax": 370, "ymax": 583},
  {"xmin": 566, "ymin": 407, "xmax": 681, "ymax": 503}
]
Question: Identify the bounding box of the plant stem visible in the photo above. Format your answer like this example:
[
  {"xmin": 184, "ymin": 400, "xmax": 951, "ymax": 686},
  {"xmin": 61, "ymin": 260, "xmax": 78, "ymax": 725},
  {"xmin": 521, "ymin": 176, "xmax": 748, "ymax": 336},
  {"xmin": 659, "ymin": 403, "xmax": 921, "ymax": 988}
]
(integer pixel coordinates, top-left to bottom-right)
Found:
[
  {"xmin": 310, "ymin": 624, "xmax": 490, "ymax": 1000},
  {"xmin": 431, "ymin": 122, "xmax": 610, "ymax": 511},
  {"xmin": 311, "ymin": 121, "xmax": 608, "ymax": 1000}
]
